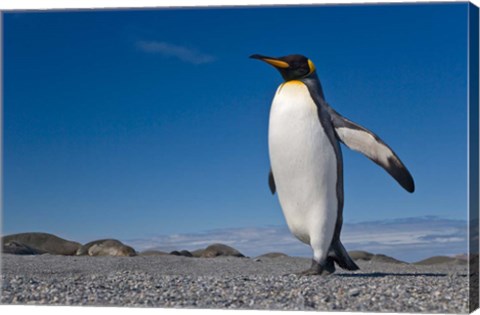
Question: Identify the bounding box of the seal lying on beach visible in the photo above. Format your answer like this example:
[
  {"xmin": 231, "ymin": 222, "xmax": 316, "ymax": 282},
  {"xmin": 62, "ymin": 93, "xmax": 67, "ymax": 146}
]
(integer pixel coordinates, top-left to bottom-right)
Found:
[
  {"xmin": 76, "ymin": 239, "xmax": 136, "ymax": 257},
  {"xmin": 256, "ymin": 252, "xmax": 289, "ymax": 259},
  {"xmin": 2, "ymin": 232, "xmax": 81, "ymax": 255},
  {"xmin": 170, "ymin": 250, "xmax": 193, "ymax": 257},
  {"xmin": 2, "ymin": 241, "xmax": 45, "ymax": 255},
  {"xmin": 348, "ymin": 251, "xmax": 406, "ymax": 264},
  {"xmin": 193, "ymin": 244, "xmax": 245, "ymax": 258}
]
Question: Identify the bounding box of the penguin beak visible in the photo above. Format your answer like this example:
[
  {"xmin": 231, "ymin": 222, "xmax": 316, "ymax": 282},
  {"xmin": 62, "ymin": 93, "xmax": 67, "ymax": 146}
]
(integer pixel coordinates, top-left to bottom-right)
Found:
[{"xmin": 250, "ymin": 54, "xmax": 290, "ymax": 69}]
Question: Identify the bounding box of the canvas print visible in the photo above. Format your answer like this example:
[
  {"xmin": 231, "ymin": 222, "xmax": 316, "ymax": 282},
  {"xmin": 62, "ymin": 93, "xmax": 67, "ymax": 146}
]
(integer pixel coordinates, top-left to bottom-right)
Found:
[{"xmin": 1, "ymin": 2, "xmax": 479, "ymax": 313}]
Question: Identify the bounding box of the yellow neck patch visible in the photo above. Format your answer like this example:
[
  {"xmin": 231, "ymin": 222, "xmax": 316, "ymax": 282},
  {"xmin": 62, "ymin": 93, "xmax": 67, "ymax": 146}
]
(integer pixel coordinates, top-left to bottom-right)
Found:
[
  {"xmin": 284, "ymin": 80, "xmax": 304, "ymax": 86},
  {"xmin": 307, "ymin": 59, "xmax": 316, "ymax": 74},
  {"xmin": 277, "ymin": 80, "xmax": 305, "ymax": 94}
]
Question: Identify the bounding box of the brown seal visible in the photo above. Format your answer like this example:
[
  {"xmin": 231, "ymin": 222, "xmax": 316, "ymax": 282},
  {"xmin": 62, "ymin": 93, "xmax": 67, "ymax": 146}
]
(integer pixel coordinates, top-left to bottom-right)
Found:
[
  {"xmin": 76, "ymin": 239, "xmax": 136, "ymax": 256},
  {"xmin": 195, "ymin": 243, "xmax": 245, "ymax": 258},
  {"xmin": 2, "ymin": 232, "xmax": 81, "ymax": 255}
]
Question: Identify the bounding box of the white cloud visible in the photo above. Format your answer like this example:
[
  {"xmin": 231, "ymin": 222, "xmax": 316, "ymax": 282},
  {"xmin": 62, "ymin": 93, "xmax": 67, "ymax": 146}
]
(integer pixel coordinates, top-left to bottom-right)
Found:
[
  {"xmin": 126, "ymin": 216, "xmax": 467, "ymax": 262},
  {"xmin": 136, "ymin": 40, "xmax": 215, "ymax": 64}
]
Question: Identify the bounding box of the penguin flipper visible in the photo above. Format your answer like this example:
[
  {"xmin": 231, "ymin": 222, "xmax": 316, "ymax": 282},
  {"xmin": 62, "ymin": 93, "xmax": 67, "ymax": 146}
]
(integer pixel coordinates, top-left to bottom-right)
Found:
[
  {"xmin": 268, "ymin": 169, "xmax": 276, "ymax": 194},
  {"xmin": 327, "ymin": 107, "xmax": 415, "ymax": 193}
]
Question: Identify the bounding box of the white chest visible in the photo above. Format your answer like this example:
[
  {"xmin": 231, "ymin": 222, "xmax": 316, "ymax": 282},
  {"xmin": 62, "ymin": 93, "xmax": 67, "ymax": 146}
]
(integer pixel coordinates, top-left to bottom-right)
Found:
[{"xmin": 268, "ymin": 80, "xmax": 338, "ymax": 243}]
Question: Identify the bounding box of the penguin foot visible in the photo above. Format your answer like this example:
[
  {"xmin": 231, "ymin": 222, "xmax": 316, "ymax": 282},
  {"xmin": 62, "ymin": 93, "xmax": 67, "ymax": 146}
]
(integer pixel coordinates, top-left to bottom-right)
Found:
[{"xmin": 294, "ymin": 258, "xmax": 335, "ymax": 276}]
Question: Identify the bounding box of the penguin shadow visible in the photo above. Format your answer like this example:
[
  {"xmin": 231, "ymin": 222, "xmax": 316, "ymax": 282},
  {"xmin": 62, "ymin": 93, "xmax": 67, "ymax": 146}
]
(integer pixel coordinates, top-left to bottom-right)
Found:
[{"xmin": 336, "ymin": 272, "xmax": 451, "ymax": 278}]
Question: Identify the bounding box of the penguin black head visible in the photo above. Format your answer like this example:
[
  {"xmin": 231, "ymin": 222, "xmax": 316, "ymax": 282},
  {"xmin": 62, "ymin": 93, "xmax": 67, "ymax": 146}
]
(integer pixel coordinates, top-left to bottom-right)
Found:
[{"xmin": 250, "ymin": 54, "xmax": 316, "ymax": 81}]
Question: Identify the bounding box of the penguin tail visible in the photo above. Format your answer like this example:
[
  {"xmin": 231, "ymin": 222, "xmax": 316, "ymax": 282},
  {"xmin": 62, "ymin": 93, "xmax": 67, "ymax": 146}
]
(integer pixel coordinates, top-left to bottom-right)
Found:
[{"xmin": 329, "ymin": 239, "xmax": 359, "ymax": 271}]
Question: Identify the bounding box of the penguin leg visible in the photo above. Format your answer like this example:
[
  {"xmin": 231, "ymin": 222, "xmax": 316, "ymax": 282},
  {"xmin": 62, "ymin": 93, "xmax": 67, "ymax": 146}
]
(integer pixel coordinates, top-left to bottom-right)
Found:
[
  {"xmin": 294, "ymin": 217, "xmax": 337, "ymax": 276},
  {"xmin": 295, "ymin": 258, "xmax": 335, "ymax": 276},
  {"xmin": 294, "ymin": 233, "xmax": 336, "ymax": 276}
]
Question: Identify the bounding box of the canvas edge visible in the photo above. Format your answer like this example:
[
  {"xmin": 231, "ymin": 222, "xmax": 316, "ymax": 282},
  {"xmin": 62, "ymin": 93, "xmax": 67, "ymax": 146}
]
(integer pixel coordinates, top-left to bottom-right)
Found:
[{"xmin": 469, "ymin": 1, "xmax": 480, "ymax": 313}]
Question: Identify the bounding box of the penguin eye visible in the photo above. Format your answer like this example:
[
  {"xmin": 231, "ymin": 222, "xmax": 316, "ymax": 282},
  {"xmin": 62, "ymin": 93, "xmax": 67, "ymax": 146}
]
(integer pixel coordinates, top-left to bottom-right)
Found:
[{"xmin": 294, "ymin": 62, "xmax": 310, "ymax": 76}]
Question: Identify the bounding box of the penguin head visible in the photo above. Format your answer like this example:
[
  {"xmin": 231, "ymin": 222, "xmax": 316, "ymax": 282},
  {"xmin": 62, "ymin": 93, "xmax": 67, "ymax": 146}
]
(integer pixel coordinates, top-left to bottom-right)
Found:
[{"xmin": 250, "ymin": 54, "xmax": 316, "ymax": 81}]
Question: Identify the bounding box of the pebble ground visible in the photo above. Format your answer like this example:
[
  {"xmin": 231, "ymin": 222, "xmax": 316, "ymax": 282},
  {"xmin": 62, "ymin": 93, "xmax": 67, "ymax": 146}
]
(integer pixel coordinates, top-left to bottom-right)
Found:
[{"xmin": 0, "ymin": 254, "xmax": 469, "ymax": 313}]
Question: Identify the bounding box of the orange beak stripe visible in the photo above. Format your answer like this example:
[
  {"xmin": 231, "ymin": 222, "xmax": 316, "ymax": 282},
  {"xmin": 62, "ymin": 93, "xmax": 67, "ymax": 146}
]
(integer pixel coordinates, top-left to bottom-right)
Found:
[{"xmin": 262, "ymin": 58, "xmax": 290, "ymax": 69}]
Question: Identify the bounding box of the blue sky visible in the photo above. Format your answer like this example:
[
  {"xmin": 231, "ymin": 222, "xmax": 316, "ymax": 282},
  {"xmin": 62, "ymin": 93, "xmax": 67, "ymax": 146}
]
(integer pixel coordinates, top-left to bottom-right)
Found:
[{"xmin": 2, "ymin": 3, "xmax": 470, "ymax": 260}]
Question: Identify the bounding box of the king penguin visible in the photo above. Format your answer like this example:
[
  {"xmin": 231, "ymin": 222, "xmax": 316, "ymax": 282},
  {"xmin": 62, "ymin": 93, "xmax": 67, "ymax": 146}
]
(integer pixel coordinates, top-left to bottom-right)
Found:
[{"xmin": 251, "ymin": 54, "xmax": 415, "ymax": 276}]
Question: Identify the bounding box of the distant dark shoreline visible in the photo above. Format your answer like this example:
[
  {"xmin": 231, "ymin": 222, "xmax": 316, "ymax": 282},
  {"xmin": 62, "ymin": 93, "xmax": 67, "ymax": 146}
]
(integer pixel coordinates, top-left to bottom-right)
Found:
[{"xmin": 1, "ymin": 231, "xmax": 470, "ymax": 266}]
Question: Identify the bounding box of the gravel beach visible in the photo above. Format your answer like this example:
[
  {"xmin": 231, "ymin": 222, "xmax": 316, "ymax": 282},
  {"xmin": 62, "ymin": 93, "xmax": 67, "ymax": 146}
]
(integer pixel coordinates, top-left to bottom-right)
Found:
[{"xmin": 1, "ymin": 254, "xmax": 469, "ymax": 313}]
